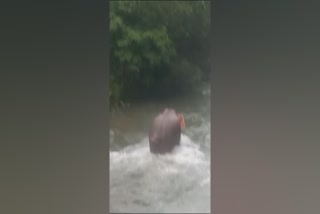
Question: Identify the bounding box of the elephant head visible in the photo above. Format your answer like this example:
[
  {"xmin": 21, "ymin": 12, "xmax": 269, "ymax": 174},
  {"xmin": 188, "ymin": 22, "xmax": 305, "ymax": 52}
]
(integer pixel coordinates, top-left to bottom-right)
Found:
[{"xmin": 148, "ymin": 108, "xmax": 185, "ymax": 154}]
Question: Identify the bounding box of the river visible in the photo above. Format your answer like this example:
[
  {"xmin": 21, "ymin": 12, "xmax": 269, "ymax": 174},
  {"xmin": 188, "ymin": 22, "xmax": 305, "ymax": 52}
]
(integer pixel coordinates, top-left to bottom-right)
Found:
[{"xmin": 109, "ymin": 84, "xmax": 211, "ymax": 213}]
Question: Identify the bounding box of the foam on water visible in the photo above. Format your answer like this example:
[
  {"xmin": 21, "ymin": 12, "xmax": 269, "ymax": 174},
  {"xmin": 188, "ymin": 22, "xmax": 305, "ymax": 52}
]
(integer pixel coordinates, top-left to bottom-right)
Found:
[{"xmin": 110, "ymin": 134, "xmax": 210, "ymax": 213}]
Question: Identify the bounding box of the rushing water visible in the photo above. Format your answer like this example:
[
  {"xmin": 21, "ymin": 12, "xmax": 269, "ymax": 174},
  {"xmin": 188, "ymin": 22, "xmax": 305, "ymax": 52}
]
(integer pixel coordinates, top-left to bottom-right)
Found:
[{"xmin": 109, "ymin": 85, "xmax": 210, "ymax": 213}]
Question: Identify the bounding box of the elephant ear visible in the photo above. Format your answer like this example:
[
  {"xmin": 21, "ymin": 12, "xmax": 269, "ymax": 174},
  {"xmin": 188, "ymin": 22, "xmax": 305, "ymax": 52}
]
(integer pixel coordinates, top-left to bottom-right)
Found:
[{"xmin": 178, "ymin": 114, "xmax": 186, "ymax": 128}]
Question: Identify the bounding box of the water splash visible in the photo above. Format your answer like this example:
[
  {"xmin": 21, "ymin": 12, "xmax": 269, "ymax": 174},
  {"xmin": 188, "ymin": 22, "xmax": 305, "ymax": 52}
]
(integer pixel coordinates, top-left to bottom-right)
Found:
[{"xmin": 110, "ymin": 134, "xmax": 210, "ymax": 213}]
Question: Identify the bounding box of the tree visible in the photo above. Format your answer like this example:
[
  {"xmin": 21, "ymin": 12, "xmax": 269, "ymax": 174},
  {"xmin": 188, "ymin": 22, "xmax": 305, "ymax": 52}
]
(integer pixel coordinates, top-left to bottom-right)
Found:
[{"xmin": 110, "ymin": 1, "xmax": 210, "ymax": 108}]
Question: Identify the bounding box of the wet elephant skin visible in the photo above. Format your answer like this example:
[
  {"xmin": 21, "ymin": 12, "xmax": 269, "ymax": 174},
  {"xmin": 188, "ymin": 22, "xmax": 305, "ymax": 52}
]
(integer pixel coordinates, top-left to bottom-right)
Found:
[{"xmin": 148, "ymin": 108, "xmax": 181, "ymax": 154}]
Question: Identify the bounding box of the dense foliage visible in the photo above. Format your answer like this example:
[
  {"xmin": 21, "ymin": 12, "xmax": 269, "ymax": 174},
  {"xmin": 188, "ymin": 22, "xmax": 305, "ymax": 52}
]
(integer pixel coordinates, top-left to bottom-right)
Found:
[{"xmin": 110, "ymin": 1, "xmax": 210, "ymax": 108}]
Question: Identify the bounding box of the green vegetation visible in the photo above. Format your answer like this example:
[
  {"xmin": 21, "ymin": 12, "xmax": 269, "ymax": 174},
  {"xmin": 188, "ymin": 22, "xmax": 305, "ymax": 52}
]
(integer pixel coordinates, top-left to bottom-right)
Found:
[{"xmin": 110, "ymin": 1, "xmax": 210, "ymax": 109}]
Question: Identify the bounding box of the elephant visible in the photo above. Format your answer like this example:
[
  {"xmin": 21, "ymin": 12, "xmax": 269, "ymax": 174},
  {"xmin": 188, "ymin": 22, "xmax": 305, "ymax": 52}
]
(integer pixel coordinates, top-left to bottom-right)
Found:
[{"xmin": 148, "ymin": 108, "xmax": 186, "ymax": 154}]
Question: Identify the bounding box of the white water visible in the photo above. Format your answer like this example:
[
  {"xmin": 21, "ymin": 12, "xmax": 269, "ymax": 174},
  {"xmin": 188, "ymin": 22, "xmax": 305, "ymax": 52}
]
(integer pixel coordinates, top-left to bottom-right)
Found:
[{"xmin": 110, "ymin": 134, "xmax": 210, "ymax": 213}]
